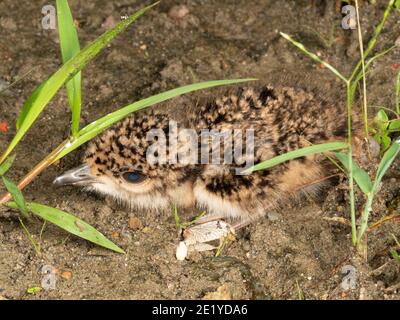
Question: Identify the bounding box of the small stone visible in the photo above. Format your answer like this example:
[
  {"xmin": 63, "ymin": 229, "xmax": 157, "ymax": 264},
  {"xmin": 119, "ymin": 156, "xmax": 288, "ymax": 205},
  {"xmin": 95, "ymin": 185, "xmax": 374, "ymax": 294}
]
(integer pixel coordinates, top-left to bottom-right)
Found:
[
  {"xmin": 0, "ymin": 17, "xmax": 17, "ymax": 30},
  {"xmin": 61, "ymin": 271, "xmax": 72, "ymax": 280},
  {"xmin": 267, "ymin": 211, "xmax": 280, "ymax": 221},
  {"xmin": 203, "ymin": 284, "xmax": 232, "ymax": 300},
  {"xmin": 101, "ymin": 15, "xmax": 116, "ymax": 29},
  {"xmin": 168, "ymin": 5, "xmax": 189, "ymax": 20},
  {"xmin": 176, "ymin": 241, "xmax": 188, "ymax": 261},
  {"xmin": 395, "ymin": 36, "xmax": 400, "ymax": 47},
  {"xmin": 111, "ymin": 232, "xmax": 120, "ymax": 239},
  {"xmin": 142, "ymin": 227, "xmax": 152, "ymax": 234},
  {"xmin": 128, "ymin": 217, "xmax": 143, "ymax": 230},
  {"xmin": 139, "ymin": 44, "xmax": 147, "ymax": 51},
  {"xmin": 99, "ymin": 205, "xmax": 113, "ymax": 215},
  {"xmin": 98, "ymin": 84, "xmax": 112, "ymax": 99},
  {"xmin": 0, "ymin": 79, "xmax": 9, "ymax": 91}
]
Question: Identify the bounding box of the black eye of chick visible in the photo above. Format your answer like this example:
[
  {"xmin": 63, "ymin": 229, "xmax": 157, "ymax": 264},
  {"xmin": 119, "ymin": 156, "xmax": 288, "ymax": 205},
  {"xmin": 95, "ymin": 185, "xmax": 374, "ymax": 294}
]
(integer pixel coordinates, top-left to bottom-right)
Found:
[{"xmin": 122, "ymin": 171, "xmax": 146, "ymax": 183}]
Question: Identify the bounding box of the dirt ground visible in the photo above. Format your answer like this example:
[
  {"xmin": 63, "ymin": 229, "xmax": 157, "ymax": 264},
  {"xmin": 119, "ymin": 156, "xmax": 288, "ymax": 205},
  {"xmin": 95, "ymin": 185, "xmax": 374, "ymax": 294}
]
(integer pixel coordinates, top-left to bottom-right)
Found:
[{"xmin": 0, "ymin": 0, "xmax": 399, "ymax": 300}]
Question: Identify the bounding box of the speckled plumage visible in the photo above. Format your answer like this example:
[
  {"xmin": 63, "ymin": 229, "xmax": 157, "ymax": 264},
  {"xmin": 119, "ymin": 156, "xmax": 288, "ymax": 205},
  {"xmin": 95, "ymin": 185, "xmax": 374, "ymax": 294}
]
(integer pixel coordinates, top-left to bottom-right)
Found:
[{"xmin": 72, "ymin": 83, "xmax": 364, "ymax": 225}]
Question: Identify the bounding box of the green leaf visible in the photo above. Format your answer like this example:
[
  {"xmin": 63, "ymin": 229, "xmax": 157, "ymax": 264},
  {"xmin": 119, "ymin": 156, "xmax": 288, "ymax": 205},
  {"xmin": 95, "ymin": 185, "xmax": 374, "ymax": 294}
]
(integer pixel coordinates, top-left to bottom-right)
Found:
[
  {"xmin": 0, "ymin": 154, "xmax": 16, "ymax": 176},
  {"xmin": 373, "ymin": 133, "xmax": 382, "ymax": 144},
  {"xmin": 334, "ymin": 152, "xmax": 373, "ymax": 194},
  {"xmin": 358, "ymin": 139, "xmax": 400, "ymax": 243},
  {"xmin": 6, "ymin": 202, "xmax": 125, "ymax": 254},
  {"xmin": 0, "ymin": 2, "xmax": 158, "ymax": 165},
  {"xmin": 26, "ymin": 287, "xmax": 42, "ymax": 294},
  {"xmin": 389, "ymin": 119, "xmax": 400, "ymax": 132},
  {"xmin": 381, "ymin": 134, "xmax": 391, "ymax": 152},
  {"xmin": 395, "ymin": 0, "xmax": 400, "ymax": 10},
  {"xmin": 55, "ymin": 78, "xmax": 256, "ymax": 160},
  {"xmin": 1, "ymin": 176, "xmax": 29, "ymax": 218},
  {"xmin": 374, "ymin": 109, "xmax": 389, "ymax": 131},
  {"xmin": 56, "ymin": 0, "xmax": 82, "ymax": 137},
  {"xmin": 375, "ymin": 138, "xmax": 400, "ymax": 186},
  {"xmin": 243, "ymin": 142, "xmax": 348, "ymax": 173},
  {"xmin": 391, "ymin": 249, "xmax": 400, "ymax": 262},
  {"xmin": 376, "ymin": 109, "xmax": 389, "ymax": 122},
  {"xmin": 173, "ymin": 204, "xmax": 180, "ymax": 228}
]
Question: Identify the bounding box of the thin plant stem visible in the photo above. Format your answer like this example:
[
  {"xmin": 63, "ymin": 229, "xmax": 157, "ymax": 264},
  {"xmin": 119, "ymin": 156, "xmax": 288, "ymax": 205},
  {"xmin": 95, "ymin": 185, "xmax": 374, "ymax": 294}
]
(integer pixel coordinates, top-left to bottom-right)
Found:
[
  {"xmin": 38, "ymin": 220, "xmax": 46, "ymax": 253},
  {"xmin": 18, "ymin": 217, "xmax": 40, "ymax": 255},
  {"xmin": 396, "ymin": 70, "xmax": 400, "ymax": 115},
  {"xmin": 349, "ymin": 0, "xmax": 395, "ymax": 82},
  {"xmin": 279, "ymin": 32, "xmax": 348, "ymax": 83},
  {"xmin": 0, "ymin": 67, "xmax": 38, "ymax": 96},
  {"xmin": 0, "ymin": 139, "xmax": 69, "ymax": 205},
  {"xmin": 350, "ymin": 45, "xmax": 396, "ymax": 102},
  {"xmin": 280, "ymin": 31, "xmax": 358, "ymax": 244},
  {"xmin": 346, "ymin": 81, "xmax": 357, "ymax": 245},
  {"xmin": 355, "ymin": 0, "xmax": 369, "ymax": 140},
  {"xmin": 369, "ymin": 105, "xmax": 399, "ymax": 116}
]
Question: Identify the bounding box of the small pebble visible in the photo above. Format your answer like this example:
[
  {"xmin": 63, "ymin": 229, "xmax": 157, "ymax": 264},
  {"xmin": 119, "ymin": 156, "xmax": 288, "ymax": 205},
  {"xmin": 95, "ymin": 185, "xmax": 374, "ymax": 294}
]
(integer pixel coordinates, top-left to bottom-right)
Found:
[
  {"xmin": 203, "ymin": 284, "xmax": 232, "ymax": 300},
  {"xmin": 267, "ymin": 211, "xmax": 280, "ymax": 221},
  {"xmin": 176, "ymin": 241, "xmax": 188, "ymax": 261},
  {"xmin": 61, "ymin": 271, "xmax": 72, "ymax": 280},
  {"xmin": 142, "ymin": 227, "xmax": 152, "ymax": 234},
  {"xmin": 128, "ymin": 217, "xmax": 142, "ymax": 230},
  {"xmin": 168, "ymin": 5, "xmax": 189, "ymax": 20},
  {"xmin": 111, "ymin": 232, "xmax": 120, "ymax": 239},
  {"xmin": 396, "ymin": 36, "xmax": 400, "ymax": 47},
  {"xmin": 0, "ymin": 17, "xmax": 17, "ymax": 30},
  {"xmin": 101, "ymin": 15, "xmax": 116, "ymax": 29}
]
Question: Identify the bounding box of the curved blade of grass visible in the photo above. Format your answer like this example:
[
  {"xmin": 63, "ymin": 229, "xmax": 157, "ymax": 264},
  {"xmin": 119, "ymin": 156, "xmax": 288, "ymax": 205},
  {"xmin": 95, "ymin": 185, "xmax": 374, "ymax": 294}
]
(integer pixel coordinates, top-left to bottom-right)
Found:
[
  {"xmin": 0, "ymin": 2, "xmax": 158, "ymax": 165},
  {"xmin": 334, "ymin": 152, "xmax": 372, "ymax": 194},
  {"xmin": 374, "ymin": 138, "xmax": 400, "ymax": 186},
  {"xmin": 349, "ymin": 0, "xmax": 395, "ymax": 82},
  {"xmin": 280, "ymin": 32, "xmax": 348, "ymax": 83},
  {"xmin": 243, "ymin": 142, "xmax": 348, "ymax": 174},
  {"xmin": 54, "ymin": 78, "xmax": 256, "ymax": 160},
  {"xmin": 56, "ymin": 0, "xmax": 82, "ymax": 137},
  {"xmin": 396, "ymin": 70, "xmax": 400, "ymax": 115},
  {"xmin": 0, "ymin": 154, "xmax": 16, "ymax": 176},
  {"xmin": 6, "ymin": 201, "xmax": 125, "ymax": 254},
  {"xmin": 349, "ymin": 45, "xmax": 396, "ymax": 104},
  {"xmin": 1, "ymin": 176, "xmax": 29, "ymax": 218},
  {"xmin": 358, "ymin": 138, "xmax": 400, "ymax": 243}
]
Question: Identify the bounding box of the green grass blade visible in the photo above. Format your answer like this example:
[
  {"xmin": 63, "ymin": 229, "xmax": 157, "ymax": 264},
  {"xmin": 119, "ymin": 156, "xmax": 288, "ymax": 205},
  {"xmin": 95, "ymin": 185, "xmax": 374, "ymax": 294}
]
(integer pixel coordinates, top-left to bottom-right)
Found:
[
  {"xmin": 0, "ymin": 2, "xmax": 158, "ymax": 165},
  {"xmin": 389, "ymin": 119, "xmax": 400, "ymax": 131},
  {"xmin": 349, "ymin": 45, "xmax": 396, "ymax": 104},
  {"xmin": 56, "ymin": 0, "xmax": 82, "ymax": 137},
  {"xmin": 396, "ymin": 70, "xmax": 400, "ymax": 115},
  {"xmin": 6, "ymin": 201, "xmax": 125, "ymax": 254},
  {"xmin": 358, "ymin": 138, "xmax": 400, "ymax": 243},
  {"xmin": 280, "ymin": 32, "xmax": 348, "ymax": 83},
  {"xmin": 0, "ymin": 154, "xmax": 16, "ymax": 176},
  {"xmin": 243, "ymin": 142, "xmax": 348, "ymax": 173},
  {"xmin": 1, "ymin": 176, "xmax": 29, "ymax": 218},
  {"xmin": 349, "ymin": 0, "xmax": 395, "ymax": 82},
  {"xmin": 55, "ymin": 78, "xmax": 256, "ymax": 160},
  {"xmin": 375, "ymin": 138, "xmax": 400, "ymax": 185},
  {"xmin": 334, "ymin": 152, "xmax": 373, "ymax": 194}
]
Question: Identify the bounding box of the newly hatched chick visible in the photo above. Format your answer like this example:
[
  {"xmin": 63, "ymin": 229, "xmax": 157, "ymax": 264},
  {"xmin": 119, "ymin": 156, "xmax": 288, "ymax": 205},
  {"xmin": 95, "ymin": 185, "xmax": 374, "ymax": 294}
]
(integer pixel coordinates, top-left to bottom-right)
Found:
[{"xmin": 54, "ymin": 84, "xmax": 364, "ymax": 229}]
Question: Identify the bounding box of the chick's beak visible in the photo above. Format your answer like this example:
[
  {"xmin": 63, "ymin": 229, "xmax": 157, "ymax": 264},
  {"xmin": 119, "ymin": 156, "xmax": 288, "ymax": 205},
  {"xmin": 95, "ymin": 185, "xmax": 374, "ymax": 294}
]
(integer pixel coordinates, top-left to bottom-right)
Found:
[{"xmin": 53, "ymin": 164, "xmax": 95, "ymax": 187}]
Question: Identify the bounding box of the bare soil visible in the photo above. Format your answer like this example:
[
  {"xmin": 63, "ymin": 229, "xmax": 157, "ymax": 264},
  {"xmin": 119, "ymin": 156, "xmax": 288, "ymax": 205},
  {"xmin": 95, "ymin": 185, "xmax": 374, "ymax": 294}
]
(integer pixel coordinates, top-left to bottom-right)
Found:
[{"xmin": 0, "ymin": 0, "xmax": 399, "ymax": 299}]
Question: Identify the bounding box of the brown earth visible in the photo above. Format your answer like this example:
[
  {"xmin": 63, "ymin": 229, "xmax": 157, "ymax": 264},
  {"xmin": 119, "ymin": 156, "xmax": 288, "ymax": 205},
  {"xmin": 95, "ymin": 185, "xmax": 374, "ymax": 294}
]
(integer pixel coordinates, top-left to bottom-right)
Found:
[{"xmin": 0, "ymin": 0, "xmax": 399, "ymax": 299}]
